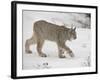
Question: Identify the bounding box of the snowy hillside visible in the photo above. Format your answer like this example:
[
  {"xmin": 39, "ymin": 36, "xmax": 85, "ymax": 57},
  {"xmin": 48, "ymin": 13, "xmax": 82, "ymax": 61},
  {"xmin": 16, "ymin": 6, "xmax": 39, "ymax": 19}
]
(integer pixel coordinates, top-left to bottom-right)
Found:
[
  {"xmin": 22, "ymin": 28, "xmax": 91, "ymax": 70},
  {"xmin": 23, "ymin": 10, "xmax": 91, "ymax": 29}
]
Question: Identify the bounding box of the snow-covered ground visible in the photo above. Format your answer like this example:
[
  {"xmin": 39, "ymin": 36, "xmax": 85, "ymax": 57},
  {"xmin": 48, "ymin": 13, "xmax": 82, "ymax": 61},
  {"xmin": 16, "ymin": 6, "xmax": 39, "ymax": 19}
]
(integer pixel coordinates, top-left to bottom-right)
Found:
[{"xmin": 22, "ymin": 28, "xmax": 91, "ymax": 70}]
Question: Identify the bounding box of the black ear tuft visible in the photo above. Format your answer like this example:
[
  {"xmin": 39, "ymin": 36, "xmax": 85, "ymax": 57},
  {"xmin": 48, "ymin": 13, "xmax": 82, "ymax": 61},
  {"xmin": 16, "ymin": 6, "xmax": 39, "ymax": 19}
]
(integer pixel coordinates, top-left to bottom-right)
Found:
[{"xmin": 74, "ymin": 27, "xmax": 76, "ymax": 31}]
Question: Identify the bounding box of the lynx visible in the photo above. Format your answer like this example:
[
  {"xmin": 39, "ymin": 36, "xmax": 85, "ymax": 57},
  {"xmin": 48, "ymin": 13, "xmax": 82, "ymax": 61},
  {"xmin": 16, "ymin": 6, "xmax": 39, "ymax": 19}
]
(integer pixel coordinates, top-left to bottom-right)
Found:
[{"xmin": 25, "ymin": 20, "xmax": 77, "ymax": 58}]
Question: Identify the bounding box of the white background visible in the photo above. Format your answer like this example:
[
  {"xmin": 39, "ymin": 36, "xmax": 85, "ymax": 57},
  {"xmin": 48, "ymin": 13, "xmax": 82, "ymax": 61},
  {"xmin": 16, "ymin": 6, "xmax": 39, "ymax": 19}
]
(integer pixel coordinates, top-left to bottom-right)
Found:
[{"xmin": 0, "ymin": 0, "xmax": 99, "ymax": 80}]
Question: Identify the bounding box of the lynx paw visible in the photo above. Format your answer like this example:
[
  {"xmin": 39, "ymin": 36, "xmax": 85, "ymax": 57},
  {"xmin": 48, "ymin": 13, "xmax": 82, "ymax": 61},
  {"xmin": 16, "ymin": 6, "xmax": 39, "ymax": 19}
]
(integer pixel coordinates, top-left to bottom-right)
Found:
[
  {"xmin": 25, "ymin": 50, "xmax": 32, "ymax": 53},
  {"xmin": 59, "ymin": 55, "xmax": 66, "ymax": 58},
  {"xmin": 39, "ymin": 53, "xmax": 47, "ymax": 57},
  {"xmin": 69, "ymin": 52, "xmax": 75, "ymax": 57},
  {"xmin": 59, "ymin": 54, "xmax": 66, "ymax": 58}
]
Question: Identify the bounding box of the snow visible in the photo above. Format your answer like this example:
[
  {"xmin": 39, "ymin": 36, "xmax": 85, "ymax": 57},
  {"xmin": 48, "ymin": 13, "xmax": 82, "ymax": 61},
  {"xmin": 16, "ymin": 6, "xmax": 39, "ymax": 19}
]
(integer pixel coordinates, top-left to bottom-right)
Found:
[{"xmin": 22, "ymin": 28, "xmax": 91, "ymax": 70}]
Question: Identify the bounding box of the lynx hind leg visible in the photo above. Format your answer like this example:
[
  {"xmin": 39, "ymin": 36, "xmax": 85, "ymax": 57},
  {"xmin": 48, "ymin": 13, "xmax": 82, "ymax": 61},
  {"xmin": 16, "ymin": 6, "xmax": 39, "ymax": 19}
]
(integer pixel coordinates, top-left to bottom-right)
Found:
[
  {"xmin": 58, "ymin": 46, "xmax": 66, "ymax": 58},
  {"xmin": 37, "ymin": 39, "xmax": 47, "ymax": 57},
  {"xmin": 25, "ymin": 35, "xmax": 34, "ymax": 53}
]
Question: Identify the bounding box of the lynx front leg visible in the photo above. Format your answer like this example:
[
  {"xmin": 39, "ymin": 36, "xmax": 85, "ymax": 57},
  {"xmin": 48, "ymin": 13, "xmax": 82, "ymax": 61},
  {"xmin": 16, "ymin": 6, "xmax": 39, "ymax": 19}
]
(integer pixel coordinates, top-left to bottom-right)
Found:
[
  {"xmin": 58, "ymin": 42, "xmax": 74, "ymax": 57},
  {"xmin": 37, "ymin": 39, "xmax": 47, "ymax": 57},
  {"xmin": 63, "ymin": 44, "xmax": 74, "ymax": 57},
  {"xmin": 58, "ymin": 46, "xmax": 66, "ymax": 58}
]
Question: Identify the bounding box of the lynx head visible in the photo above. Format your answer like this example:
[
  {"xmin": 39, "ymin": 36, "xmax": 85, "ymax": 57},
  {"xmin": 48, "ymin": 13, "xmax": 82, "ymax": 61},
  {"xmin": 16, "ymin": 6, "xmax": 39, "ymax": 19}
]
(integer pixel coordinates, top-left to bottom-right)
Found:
[{"xmin": 69, "ymin": 27, "xmax": 77, "ymax": 40}]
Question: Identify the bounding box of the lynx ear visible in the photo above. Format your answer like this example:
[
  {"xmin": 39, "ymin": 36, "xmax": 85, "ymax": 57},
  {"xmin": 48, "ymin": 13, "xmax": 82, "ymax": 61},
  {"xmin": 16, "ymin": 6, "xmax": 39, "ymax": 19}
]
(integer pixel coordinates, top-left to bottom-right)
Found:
[
  {"xmin": 71, "ymin": 24, "xmax": 76, "ymax": 31},
  {"xmin": 71, "ymin": 24, "xmax": 76, "ymax": 30},
  {"xmin": 74, "ymin": 27, "xmax": 76, "ymax": 31},
  {"xmin": 71, "ymin": 24, "xmax": 74, "ymax": 29}
]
